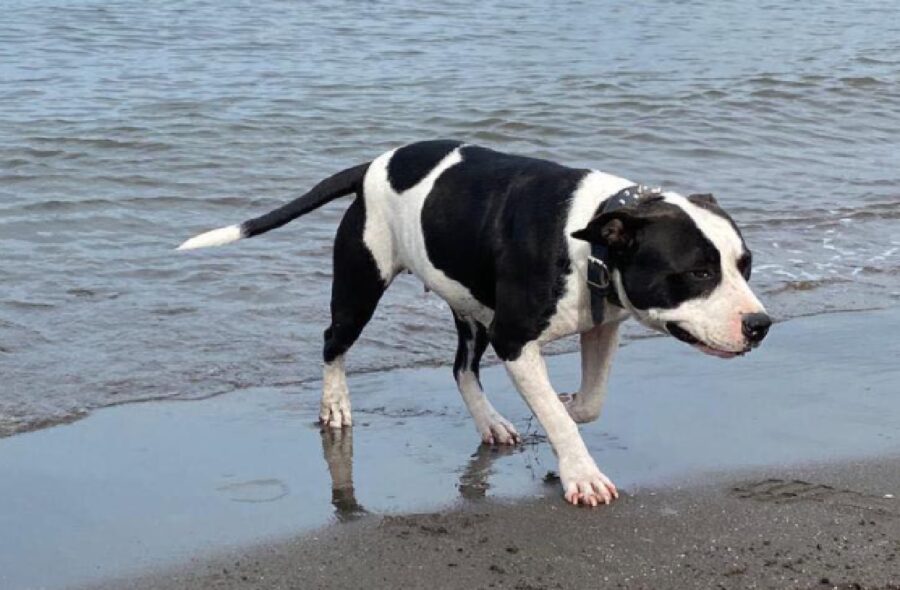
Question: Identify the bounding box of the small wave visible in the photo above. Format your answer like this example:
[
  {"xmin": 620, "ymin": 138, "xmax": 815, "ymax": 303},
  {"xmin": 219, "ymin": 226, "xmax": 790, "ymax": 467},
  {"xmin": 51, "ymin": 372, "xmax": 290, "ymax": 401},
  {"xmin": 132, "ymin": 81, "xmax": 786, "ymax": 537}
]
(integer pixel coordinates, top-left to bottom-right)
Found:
[
  {"xmin": 749, "ymin": 88, "xmax": 804, "ymax": 100},
  {"xmin": 856, "ymin": 55, "xmax": 898, "ymax": 65},
  {"xmin": 1, "ymin": 194, "xmax": 267, "ymax": 215},
  {"xmin": 26, "ymin": 136, "xmax": 173, "ymax": 152},
  {"xmin": 152, "ymin": 306, "xmax": 198, "ymax": 316},
  {"xmin": 684, "ymin": 89, "xmax": 728, "ymax": 99},
  {"xmin": 0, "ymin": 411, "xmax": 88, "ymax": 439},
  {"xmin": 1, "ymin": 300, "xmax": 56, "ymax": 311},
  {"xmin": 0, "ymin": 158, "xmax": 31, "ymax": 168},
  {"xmin": 739, "ymin": 198, "xmax": 900, "ymax": 229},
  {"xmin": 467, "ymin": 129, "xmax": 546, "ymax": 145},
  {"xmin": 764, "ymin": 278, "xmax": 852, "ymax": 296},
  {"xmin": 65, "ymin": 288, "xmax": 122, "ymax": 302},
  {"xmin": 66, "ymin": 288, "xmax": 97, "ymax": 298},
  {"xmin": 17, "ymin": 147, "xmax": 66, "ymax": 158},
  {"xmin": 0, "ymin": 173, "xmax": 71, "ymax": 184},
  {"xmin": 744, "ymin": 75, "xmax": 811, "ymax": 87},
  {"xmin": 839, "ymin": 76, "xmax": 887, "ymax": 88},
  {"xmin": 91, "ymin": 174, "xmax": 166, "ymax": 187}
]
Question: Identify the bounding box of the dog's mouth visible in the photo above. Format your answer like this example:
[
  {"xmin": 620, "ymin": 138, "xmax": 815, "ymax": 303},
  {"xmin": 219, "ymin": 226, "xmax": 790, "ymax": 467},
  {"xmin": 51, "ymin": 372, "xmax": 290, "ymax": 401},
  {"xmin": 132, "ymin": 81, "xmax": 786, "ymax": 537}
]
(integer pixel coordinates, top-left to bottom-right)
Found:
[{"xmin": 665, "ymin": 322, "xmax": 747, "ymax": 359}]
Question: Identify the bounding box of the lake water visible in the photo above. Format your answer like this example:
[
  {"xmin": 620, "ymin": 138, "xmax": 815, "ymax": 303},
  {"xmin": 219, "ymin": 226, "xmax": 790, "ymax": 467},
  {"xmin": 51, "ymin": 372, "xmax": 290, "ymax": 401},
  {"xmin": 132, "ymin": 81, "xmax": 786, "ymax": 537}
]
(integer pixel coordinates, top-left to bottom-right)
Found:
[{"xmin": 1, "ymin": 0, "xmax": 898, "ymax": 436}]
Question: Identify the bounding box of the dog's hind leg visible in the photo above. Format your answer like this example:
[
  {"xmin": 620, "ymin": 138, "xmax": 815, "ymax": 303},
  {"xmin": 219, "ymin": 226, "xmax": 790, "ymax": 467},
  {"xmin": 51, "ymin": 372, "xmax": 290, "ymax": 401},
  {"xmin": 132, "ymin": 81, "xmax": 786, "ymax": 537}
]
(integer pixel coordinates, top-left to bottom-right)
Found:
[
  {"xmin": 453, "ymin": 313, "xmax": 520, "ymax": 445},
  {"xmin": 321, "ymin": 198, "xmax": 393, "ymax": 428}
]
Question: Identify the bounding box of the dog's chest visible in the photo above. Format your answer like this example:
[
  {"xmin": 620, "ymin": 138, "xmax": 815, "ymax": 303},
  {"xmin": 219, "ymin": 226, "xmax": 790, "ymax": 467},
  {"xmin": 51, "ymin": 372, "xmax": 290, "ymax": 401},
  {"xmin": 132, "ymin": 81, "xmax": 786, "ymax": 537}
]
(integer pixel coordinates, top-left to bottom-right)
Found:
[{"xmin": 538, "ymin": 259, "xmax": 629, "ymax": 342}]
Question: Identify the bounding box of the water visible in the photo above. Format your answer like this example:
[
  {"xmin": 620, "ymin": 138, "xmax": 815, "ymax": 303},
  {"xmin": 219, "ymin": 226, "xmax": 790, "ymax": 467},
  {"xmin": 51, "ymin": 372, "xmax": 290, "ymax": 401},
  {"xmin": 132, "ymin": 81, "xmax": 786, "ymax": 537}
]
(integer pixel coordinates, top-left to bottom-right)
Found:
[
  {"xmin": 2, "ymin": 309, "xmax": 899, "ymax": 589},
  {"xmin": 1, "ymin": 0, "xmax": 898, "ymax": 436}
]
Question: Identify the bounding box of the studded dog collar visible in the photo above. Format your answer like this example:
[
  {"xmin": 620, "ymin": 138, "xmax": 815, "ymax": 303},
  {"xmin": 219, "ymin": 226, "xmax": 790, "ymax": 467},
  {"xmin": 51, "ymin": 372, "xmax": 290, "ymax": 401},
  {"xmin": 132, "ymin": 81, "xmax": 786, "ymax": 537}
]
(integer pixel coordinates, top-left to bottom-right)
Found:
[{"xmin": 588, "ymin": 184, "xmax": 660, "ymax": 324}]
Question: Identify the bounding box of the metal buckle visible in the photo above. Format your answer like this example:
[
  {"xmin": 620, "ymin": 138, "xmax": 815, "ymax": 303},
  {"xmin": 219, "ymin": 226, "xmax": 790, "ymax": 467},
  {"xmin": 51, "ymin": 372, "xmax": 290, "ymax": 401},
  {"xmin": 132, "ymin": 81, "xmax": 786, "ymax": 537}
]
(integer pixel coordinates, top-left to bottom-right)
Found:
[{"xmin": 586, "ymin": 256, "xmax": 610, "ymax": 290}]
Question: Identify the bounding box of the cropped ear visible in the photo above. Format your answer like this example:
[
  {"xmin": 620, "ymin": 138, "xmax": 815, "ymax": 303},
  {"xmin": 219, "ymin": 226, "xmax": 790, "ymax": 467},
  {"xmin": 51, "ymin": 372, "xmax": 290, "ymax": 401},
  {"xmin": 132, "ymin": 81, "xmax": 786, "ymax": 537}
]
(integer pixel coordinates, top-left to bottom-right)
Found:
[
  {"xmin": 688, "ymin": 193, "xmax": 717, "ymax": 207},
  {"xmin": 571, "ymin": 210, "xmax": 644, "ymax": 250}
]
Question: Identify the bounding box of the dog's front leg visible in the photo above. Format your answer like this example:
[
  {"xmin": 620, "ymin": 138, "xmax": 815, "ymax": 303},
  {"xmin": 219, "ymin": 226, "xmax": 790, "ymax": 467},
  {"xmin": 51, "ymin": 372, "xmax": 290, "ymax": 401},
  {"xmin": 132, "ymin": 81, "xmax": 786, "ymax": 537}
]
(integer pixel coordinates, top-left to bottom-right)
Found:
[
  {"xmin": 559, "ymin": 320, "xmax": 621, "ymax": 424},
  {"xmin": 505, "ymin": 342, "xmax": 618, "ymax": 506}
]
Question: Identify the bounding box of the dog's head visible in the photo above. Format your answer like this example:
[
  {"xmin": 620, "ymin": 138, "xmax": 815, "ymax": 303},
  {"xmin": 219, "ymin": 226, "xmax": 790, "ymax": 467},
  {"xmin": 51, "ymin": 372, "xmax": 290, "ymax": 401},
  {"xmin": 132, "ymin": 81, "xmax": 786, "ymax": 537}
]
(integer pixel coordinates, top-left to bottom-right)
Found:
[{"xmin": 572, "ymin": 192, "xmax": 770, "ymax": 358}]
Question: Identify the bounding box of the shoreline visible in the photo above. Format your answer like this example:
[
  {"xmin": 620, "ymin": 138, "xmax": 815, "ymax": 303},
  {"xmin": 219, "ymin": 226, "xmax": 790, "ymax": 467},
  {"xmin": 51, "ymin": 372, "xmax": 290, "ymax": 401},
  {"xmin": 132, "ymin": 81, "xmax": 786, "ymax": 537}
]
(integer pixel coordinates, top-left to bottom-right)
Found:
[
  {"xmin": 1, "ymin": 307, "xmax": 898, "ymax": 589},
  {"xmin": 93, "ymin": 457, "xmax": 900, "ymax": 590},
  {"xmin": 1, "ymin": 304, "xmax": 889, "ymax": 441}
]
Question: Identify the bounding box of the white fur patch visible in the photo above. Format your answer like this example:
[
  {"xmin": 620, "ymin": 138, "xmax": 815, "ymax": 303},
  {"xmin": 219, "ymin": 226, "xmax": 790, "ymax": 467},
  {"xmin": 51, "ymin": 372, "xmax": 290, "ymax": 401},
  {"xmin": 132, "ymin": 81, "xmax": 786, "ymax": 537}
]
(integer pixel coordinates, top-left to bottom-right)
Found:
[
  {"xmin": 362, "ymin": 146, "xmax": 494, "ymax": 326},
  {"xmin": 505, "ymin": 342, "xmax": 617, "ymax": 505},
  {"xmin": 456, "ymin": 370, "xmax": 518, "ymax": 444},
  {"xmin": 320, "ymin": 356, "xmax": 351, "ymax": 428},
  {"xmin": 540, "ymin": 170, "xmax": 634, "ymax": 342},
  {"xmin": 564, "ymin": 320, "xmax": 622, "ymax": 423},
  {"xmin": 361, "ymin": 149, "xmax": 400, "ymax": 282},
  {"xmin": 176, "ymin": 224, "xmax": 243, "ymax": 250},
  {"xmin": 453, "ymin": 316, "xmax": 518, "ymax": 444},
  {"xmin": 505, "ymin": 343, "xmax": 584, "ymax": 455}
]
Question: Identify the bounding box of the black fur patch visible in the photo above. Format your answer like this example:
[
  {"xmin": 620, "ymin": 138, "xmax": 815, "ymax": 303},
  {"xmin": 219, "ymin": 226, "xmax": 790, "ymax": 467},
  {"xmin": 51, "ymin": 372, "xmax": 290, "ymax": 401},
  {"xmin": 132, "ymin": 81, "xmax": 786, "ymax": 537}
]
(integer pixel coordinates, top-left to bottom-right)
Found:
[
  {"xmin": 421, "ymin": 145, "xmax": 589, "ymax": 360},
  {"xmin": 324, "ymin": 197, "xmax": 388, "ymax": 363},
  {"xmin": 452, "ymin": 314, "xmax": 489, "ymax": 382},
  {"xmin": 688, "ymin": 193, "xmax": 742, "ymax": 236},
  {"xmin": 387, "ymin": 140, "xmax": 463, "ymax": 193},
  {"xmin": 610, "ymin": 200, "xmax": 723, "ymax": 310}
]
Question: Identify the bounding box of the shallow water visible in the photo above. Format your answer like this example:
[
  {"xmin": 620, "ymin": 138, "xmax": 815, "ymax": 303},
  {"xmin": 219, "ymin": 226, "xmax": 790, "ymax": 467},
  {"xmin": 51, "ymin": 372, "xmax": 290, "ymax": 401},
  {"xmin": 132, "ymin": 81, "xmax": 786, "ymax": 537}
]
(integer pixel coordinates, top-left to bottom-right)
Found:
[
  {"xmin": 1, "ymin": 0, "xmax": 899, "ymax": 435},
  {"xmin": 1, "ymin": 309, "xmax": 899, "ymax": 590}
]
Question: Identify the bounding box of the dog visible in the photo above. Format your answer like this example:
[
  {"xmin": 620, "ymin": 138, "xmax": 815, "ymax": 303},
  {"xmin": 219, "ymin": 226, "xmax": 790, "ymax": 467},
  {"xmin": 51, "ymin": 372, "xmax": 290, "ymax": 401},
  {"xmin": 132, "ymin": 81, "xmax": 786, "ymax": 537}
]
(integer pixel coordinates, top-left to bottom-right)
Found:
[{"xmin": 178, "ymin": 140, "xmax": 771, "ymax": 507}]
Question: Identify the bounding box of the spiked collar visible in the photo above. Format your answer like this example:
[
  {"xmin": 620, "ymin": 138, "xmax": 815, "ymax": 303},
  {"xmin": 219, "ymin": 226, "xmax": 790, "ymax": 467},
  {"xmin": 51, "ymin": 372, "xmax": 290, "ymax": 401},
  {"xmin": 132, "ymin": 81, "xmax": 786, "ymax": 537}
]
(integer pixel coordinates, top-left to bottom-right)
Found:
[{"xmin": 588, "ymin": 184, "xmax": 660, "ymax": 324}]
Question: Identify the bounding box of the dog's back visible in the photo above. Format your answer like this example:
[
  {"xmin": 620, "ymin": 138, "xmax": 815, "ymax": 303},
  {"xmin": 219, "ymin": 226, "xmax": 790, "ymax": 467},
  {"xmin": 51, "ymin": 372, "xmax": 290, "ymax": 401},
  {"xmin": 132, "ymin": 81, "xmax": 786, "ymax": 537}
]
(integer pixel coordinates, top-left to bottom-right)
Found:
[{"xmin": 361, "ymin": 141, "xmax": 589, "ymax": 320}]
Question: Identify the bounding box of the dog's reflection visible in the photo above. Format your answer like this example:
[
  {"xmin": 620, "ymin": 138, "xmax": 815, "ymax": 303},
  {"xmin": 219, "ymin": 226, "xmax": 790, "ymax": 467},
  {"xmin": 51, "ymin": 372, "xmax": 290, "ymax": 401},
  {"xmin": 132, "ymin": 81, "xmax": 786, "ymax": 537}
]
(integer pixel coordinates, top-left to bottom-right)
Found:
[
  {"xmin": 319, "ymin": 428, "xmax": 367, "ymax": 521},
  {"xmin": 319, "ymin": 428, "xmax": 530, "ymax": 515},
  {"xmin": 457, "ymin": 444, "xmax": 521, "ymax": 500}
]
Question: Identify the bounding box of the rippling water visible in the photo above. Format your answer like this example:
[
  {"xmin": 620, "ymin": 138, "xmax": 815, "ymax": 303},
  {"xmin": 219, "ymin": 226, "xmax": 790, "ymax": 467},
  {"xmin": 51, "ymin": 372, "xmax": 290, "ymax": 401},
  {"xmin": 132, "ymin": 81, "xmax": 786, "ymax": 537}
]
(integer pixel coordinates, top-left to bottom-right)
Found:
[{"xmin": 1, "ymin": 0, "xmax": 898, "ymax": 436}]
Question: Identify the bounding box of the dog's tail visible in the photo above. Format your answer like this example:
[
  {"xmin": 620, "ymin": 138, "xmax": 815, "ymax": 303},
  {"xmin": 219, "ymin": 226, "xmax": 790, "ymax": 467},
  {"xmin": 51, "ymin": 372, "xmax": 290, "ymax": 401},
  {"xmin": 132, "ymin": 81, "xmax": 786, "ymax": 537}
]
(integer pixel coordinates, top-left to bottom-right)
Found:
[{"xmin": 176, "ymin": 162, "xmax": 370, "ymax": 251}]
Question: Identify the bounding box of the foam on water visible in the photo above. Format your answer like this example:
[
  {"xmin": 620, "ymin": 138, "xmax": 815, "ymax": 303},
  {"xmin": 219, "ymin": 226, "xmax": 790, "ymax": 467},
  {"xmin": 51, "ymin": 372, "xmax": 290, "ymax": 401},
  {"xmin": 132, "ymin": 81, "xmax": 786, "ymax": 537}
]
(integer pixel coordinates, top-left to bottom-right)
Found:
[{"xmin": 0, "ymin": 0, "xmax": 898, "ymax": 436}]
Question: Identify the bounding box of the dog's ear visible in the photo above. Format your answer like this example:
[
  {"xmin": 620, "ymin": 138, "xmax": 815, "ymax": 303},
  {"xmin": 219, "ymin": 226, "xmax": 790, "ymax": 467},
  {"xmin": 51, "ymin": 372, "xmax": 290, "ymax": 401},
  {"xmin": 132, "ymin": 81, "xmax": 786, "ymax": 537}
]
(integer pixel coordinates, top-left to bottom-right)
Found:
[
  {"xmin": 688, "ymin": 193, "xmax": 717, "ymax": 207},
  {"xmin": 571, "ymin": 210, "xmax": 645, "ymax": 249}
]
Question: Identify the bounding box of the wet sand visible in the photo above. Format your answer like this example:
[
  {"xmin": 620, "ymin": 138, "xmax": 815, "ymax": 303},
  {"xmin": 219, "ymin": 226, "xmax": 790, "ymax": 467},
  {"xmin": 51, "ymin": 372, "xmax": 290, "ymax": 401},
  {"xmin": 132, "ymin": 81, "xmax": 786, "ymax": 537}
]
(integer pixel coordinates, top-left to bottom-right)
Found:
[
  {"xmin": 96, "ymin": 458, "xmax": 900, "ymax": 590},
  {"xmin": 2, "ymin": 308, "xmax": 899, "ymax": 589}
]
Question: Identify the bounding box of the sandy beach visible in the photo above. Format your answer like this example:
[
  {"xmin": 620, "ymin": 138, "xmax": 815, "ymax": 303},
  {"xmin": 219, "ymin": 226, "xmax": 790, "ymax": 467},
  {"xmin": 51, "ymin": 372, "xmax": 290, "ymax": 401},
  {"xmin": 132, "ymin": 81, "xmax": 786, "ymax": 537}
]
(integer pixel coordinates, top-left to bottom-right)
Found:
[
  {"xmin": 96, "ymin": 459, "xmax": 900, "ymax": 590},
  {"xmin": 1, "ymin": 308, "xmax": 898, "ymax": 589}
]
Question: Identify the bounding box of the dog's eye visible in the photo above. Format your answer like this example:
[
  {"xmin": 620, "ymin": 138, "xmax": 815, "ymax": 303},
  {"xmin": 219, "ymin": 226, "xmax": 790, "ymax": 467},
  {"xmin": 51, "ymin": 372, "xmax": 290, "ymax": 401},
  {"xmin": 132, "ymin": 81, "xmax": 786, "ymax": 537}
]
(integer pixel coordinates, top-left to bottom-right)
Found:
[
  {"xmin": 688, "ymin": 268, "xmax": 714, "ymax": 280},
  {"xmin": 738, "ymin": 252, "xmax": 752, "ymax": 280}
]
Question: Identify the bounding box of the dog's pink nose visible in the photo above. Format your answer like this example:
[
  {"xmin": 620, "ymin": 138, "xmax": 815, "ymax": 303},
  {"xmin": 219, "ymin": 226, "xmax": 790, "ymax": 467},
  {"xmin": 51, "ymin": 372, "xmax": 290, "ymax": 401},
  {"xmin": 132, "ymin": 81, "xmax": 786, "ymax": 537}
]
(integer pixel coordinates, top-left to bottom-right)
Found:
[{"xmin": 742, "ymin": 313, "xmax": 771, "ymax": 346}]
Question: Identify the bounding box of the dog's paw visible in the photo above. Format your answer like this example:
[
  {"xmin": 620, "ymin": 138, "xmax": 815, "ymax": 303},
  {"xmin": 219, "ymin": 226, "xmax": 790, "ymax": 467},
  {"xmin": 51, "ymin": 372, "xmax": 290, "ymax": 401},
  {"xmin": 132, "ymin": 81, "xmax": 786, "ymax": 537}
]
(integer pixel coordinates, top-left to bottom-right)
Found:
[
  {"xmin": 558, "ymin": 393, "xmax": 600, "ymax": 424},
  {"xmin": 475, "ymin": 410, "xmax": 521, "ymax": 446},
  {"xmin": 319, "ymin": 398, "xmax": 352, "ymax": 429},
  {"xmin": 558, "ymin": 454, "xmax": 618, "ymax": 507}
]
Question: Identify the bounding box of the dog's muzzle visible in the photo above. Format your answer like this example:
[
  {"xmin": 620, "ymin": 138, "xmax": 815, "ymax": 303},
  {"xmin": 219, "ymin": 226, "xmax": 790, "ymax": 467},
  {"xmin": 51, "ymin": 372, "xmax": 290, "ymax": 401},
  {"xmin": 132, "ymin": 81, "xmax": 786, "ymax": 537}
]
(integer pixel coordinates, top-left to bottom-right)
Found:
[
  {"xmin": 665, "ymin": 321, "xmax": 747, "ymax": 358},
  {"xmin": 666, "ymin": 312, "xmax": 772, "ymax": 356}
]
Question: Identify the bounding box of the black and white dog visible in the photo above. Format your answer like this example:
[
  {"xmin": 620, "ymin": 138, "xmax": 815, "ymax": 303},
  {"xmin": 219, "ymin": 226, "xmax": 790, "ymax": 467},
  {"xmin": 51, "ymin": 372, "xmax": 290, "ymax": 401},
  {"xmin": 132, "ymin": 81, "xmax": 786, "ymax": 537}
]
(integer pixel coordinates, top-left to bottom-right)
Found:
[{"xmin": 179, "ymin": 140, "xmax": 771, "ymax": 507}]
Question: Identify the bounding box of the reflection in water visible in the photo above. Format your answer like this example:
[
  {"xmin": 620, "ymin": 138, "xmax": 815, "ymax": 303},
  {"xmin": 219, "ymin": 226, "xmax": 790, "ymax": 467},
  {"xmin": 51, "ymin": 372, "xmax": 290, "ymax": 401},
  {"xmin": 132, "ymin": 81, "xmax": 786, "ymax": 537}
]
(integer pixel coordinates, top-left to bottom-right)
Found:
[
  {"xmin": 319, "ymin": 429, "xmax": 366, "ymax": 522},
  {"xmin": 457, "ymin": 444, "xmax": 521, "ymax": 500},
  {"xmin": 318, "ymin": 423, "xmax": 551, "ymax": 514}
]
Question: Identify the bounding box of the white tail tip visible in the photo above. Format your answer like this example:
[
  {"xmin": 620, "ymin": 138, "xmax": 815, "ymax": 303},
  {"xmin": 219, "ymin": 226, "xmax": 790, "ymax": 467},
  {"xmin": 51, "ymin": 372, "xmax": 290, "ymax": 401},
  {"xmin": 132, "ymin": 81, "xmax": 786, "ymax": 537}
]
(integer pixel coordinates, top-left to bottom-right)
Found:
[{"xmin": 176, "ymin": 224, "xmax": 243, "ymax": 251}]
